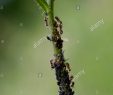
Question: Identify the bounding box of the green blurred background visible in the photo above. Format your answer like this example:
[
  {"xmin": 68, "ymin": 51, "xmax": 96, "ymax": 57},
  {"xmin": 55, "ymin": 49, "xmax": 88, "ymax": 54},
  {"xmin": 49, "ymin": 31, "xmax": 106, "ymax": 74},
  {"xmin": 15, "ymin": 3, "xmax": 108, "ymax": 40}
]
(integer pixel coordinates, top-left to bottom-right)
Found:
[{"xmin": 0, "ymin": 0, "xmax": 113, "ymax": 95}]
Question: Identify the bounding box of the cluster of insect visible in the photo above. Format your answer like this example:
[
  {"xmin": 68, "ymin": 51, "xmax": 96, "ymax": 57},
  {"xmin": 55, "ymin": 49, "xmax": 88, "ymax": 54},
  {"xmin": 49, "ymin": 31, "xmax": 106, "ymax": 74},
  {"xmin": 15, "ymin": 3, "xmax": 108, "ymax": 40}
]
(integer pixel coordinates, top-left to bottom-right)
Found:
[
  {"xmin": 50, "ymin": 53, "xmax": 75, "ymax": 87},
  {"xmin": 45, "ymin": 14, "xmax": 63, "ymax": 49},
  {"xmin": 44, "ymin": 13, "xmax": 75, "ymax": 95}
]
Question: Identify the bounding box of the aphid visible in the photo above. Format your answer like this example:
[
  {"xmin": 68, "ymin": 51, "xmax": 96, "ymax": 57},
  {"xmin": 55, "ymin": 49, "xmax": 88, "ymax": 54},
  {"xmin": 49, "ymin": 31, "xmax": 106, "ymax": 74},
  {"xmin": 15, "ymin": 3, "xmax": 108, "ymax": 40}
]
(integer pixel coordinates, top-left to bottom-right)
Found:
[
  {"xmin": 71, "ymin": 81, "xmax": 75, "ymax": 87},
  {"xmin": 47, "ymin": 36, "xmax": 51, "ymax": 41},
  {"xmin": 56, "ymin": 50, "xmax": 65, "ymax": 62},
  {"xmin": 54, "ymin": 28, "xmax": 59, "ymax": 36},
  {"xmin": 53, "ymin": 20, "xmax": 58, "ymax": 27},
  {"xmin": 56, "ymin": 38, "xmax": 63, "ymax": 49},
  {"xmin": 60, "ymin": 30, "xmax": 63, "ymax": 34},
  {"xmin": 57, "ymin": 81, "xmax": 60, "ymax": 85},
  {"xmin": 50, "ymin": 59, "xmax": 60, "ymax": 68},
  {"xmin": 56, "ymin": 26, "xmax": 63, "ymax": 35},
  {"xmin": 69, "ymin": 75, "xmax": 74, "ymax": 81},
  {"xmin": 46, "ymin": 35, "xmax": 52, "ymax": 41},
  {"xmin": 65, "ymin": 62, "xmax": 71, "ymax": 71},
  {"xmin": 72, "ymin": 91, "xmax": 75, "ymax": 95},
  {"xmin": 50, "ymin": 59, "xmax": 55, "ymax": 69}
]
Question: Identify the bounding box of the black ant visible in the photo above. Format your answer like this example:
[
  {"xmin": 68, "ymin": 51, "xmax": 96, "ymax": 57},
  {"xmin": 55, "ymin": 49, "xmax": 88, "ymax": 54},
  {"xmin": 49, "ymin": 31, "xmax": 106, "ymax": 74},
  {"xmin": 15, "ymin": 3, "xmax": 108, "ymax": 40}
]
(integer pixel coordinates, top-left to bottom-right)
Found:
[
  {"xmin": 44, "ymin": 13, "xmax": 48, "ymax": 26},
  {"xmin": 54, "ymin": 16, "xmax": 63, "ymax": 35}
]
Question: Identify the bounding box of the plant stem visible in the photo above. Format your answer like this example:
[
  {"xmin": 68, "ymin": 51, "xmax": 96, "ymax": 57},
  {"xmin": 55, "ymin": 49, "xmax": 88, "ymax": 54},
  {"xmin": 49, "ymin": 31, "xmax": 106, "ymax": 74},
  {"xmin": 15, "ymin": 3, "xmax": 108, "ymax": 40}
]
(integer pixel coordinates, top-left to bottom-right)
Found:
[
  {"xmin": 48, "ymin": 0, "xmax": 57, "ymax": 54},
  {"xmin": 47, "ymin": 0, "xmax": 75, "ymax": 95}
]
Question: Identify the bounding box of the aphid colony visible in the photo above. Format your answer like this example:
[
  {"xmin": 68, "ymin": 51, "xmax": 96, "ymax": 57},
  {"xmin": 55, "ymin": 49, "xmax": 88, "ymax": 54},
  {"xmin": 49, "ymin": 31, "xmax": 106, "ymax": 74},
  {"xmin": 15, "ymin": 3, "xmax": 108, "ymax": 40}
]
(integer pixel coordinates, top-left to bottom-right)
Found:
[
  {"xmin": 45, "ymin": 15, "xmax": 75, "ymax": 95},
  {"xmin": 46, "ymin": 16, "xmax": 64, "ymax": 49},
  {"xmin": 49, "ymin": 54, "xmax": 75, "ymax": 95},
  {"xmin": 50, "ymin": 54, "xmax": 75, "ymax": 87}
]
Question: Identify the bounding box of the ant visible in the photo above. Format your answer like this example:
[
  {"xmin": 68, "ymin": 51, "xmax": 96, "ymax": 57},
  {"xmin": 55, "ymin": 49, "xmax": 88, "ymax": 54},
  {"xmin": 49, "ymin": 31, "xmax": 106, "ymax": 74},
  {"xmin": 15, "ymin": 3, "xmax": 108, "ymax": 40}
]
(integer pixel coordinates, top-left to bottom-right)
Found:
[
  {"xmin": 44, "ymin": 13, "xmax": 48, "ymax": 26},
  {"xmin": 54, "ymin": 16, "xmax": 63, "ymax": 35}
]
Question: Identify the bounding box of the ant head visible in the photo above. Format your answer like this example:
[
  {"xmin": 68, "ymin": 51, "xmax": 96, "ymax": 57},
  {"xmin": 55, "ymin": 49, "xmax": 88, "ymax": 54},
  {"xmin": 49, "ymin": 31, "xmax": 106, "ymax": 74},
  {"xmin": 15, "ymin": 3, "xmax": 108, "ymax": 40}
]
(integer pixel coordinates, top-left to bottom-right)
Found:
[{"xmin": 55, "ymin": 16, "xmax": 60, "ymax": 21}]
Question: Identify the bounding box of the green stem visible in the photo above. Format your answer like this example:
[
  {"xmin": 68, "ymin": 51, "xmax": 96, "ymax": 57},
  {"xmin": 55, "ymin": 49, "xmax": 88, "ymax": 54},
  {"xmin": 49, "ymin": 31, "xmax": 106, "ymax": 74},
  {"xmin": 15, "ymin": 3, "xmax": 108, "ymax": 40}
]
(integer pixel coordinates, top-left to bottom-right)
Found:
[
  {"xmin": 37, "ymin": 0, "xmax": 75, "ymax": 95},
  {"xmin": 48, "ymin": 0, "xmax": 58, "ymax": 55}
]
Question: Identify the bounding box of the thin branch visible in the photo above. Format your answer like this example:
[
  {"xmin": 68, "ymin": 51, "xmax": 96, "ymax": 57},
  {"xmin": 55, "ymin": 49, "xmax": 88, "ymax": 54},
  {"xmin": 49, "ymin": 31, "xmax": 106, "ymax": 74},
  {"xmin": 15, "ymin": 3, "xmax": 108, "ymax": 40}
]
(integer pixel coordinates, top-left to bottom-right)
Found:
[{"xmin": 36, "ymin": 0, "xmax": 75, "ymax": 95}]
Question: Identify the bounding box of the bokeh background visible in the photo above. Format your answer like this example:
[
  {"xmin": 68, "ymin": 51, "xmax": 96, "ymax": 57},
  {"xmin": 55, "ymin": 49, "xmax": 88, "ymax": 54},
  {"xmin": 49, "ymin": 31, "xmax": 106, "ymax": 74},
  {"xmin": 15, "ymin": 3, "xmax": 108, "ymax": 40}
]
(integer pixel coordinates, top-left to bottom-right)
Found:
[{"xmin": 0, "ymin": 0, "xmax": 113, "ymax": 95}]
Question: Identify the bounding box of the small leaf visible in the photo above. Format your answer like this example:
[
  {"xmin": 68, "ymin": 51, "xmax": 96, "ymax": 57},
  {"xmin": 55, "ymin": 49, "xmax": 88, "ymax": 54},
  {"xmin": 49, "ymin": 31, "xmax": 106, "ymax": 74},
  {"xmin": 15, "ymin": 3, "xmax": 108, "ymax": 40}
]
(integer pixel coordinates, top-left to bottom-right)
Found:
[{"xmin": 36, "ymin": 0, "xmax": 50, "ymax": 13}]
